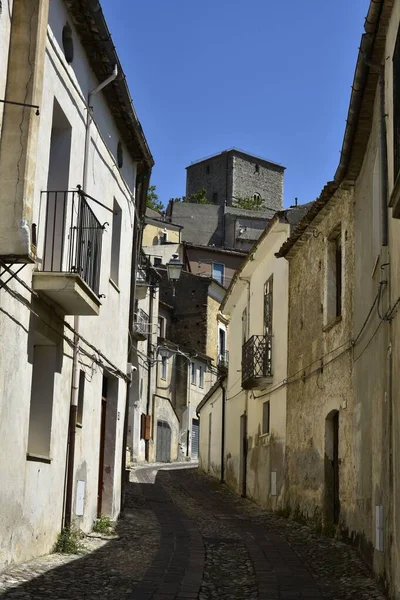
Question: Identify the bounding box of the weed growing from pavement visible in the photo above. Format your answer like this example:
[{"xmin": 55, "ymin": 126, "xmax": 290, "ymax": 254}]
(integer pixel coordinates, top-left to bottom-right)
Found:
[
  {"xmin": 93, "ymin": 514, "xmax": 115, "ymax": 535},
  {"xmin": 53, "ymin": 527, "xmax": 84, "ymax": 554}
]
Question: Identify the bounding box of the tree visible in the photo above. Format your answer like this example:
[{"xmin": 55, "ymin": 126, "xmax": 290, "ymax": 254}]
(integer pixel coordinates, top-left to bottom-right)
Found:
[
  {"xmin": 146, "ymin": 185, "xmax": 164, "ymax": 212},
  {"xmin": 234, "ymin": 195, "xmax": 265, "ymax": 211},
  {"xmin": 170, "ymin": 188, "xmax": 212, "ymax": 205}
]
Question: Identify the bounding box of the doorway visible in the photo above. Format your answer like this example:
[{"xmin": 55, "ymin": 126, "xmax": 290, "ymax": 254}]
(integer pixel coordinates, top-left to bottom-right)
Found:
[
  {"xmin": 324, "ymin": 410, "xmax": 340, "ymax": 525},
  {"xmin": 240, "ymin": 413, "xmax": 247, "ymax": 497},
  {"xmin": 156, "ymin": 420, "xmax": 171, "ymax": 462},
  {"xmin": 97, "ymin": 374, "xmax": 119, "ymax": 517},
  {"xmin": 191, "ymin": 419, "xmax": 199, "ymax": 459}
]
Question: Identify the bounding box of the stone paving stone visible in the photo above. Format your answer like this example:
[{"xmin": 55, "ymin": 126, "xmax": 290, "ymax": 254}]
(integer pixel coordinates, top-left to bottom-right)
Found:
[{"xmin": 0, "ymin": 464, "xmax": 390, "ymax": 599}]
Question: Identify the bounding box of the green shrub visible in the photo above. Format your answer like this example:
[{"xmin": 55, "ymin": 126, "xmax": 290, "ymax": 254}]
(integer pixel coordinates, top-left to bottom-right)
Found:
[
  {"xmin": 54, "ymin": 527, "xmax": 83, "ymax": 554},
  {"xmin": 93, "ymin": 514, "xmax": 114, "ymax": 535}
]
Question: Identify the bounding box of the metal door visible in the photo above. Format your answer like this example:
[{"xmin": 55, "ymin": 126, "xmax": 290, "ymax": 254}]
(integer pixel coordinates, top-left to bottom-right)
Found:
[
  {"xmin": 191, "ymin": 419, "xmax": 199, "ymax": 459},
  {"xmin": 156, "ymin": 420, "xmax": 171, "ymax": 463}
]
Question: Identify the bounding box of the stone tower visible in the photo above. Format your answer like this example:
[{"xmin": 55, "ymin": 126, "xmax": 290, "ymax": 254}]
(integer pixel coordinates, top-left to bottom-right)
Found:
[{"xmin": 185, "ymin": 148, "xmax": 285, "ymax": 212}]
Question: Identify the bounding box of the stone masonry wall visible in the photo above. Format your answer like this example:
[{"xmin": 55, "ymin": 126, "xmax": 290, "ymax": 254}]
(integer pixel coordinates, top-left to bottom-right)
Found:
[
  {"xmin": 285, "ymin": 187, "xmax": 355, "ymax": 534},
  {"xmin": 231, "ymin": 152, "xmax": 283, "ymax": 211}
]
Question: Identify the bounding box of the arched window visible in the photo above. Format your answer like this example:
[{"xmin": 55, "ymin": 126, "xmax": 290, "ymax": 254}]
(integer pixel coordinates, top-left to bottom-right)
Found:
[
  {"xmin": 62, "ymin": 23, "xmax": 74, "ymax": 64},
  {"xmin": 253, "ymin": 193, "xmax": 261, "ymax": 201},
  {"xmin": 117, "ymin": 141, "xmax": 123, "ymax": 169}
]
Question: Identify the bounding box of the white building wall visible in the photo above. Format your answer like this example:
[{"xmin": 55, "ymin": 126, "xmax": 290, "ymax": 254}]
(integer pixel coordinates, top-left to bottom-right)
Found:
[
  {"xmin": 0, "ymin": 0, "xmax": 141, "ymax": 569},
  {"xmin": 224, "ymin": 218, "xmax": 290, "ymax": 508}
]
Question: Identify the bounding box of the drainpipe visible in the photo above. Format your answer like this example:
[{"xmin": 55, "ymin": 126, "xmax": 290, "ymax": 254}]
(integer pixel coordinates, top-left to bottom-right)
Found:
[
  {"xmin": 220, "ymin": 379, "xmax": 226, "ymax": 483},
  {"xmin": 145, "ymin": 279, "xmax": 155, "ymax": 462},
  {"xmin": 64, "ymin": 66, "xmax": 118, "ymax": 528}
]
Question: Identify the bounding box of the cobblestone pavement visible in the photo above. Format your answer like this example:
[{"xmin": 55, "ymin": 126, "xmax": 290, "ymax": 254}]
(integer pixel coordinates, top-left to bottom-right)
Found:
[{"xmin": 0, "ymin": 465, "xmax": 388, "ymax": 600}]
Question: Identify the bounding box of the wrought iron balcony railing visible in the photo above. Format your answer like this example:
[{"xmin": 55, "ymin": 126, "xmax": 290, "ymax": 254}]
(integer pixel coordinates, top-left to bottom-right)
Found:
[
  {"xmin": 242, "ymin": 334, "xmax": 272, "ymax": 389},
  {"xmin": 218, "ymin": 350, "xmax": 229, "ymax": 370},
  {"xmin": 42, "ymin": 190, "xmax": 104, "ymax": 296}
]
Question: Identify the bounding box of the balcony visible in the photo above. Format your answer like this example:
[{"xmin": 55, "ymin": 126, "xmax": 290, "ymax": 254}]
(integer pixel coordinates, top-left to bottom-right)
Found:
[
  {"xmin": 218, "ymin": 350, "xmax": 229, "ymax": 371},
  {"xmin": 32, "ymin": 190, "xmax": 104, "ymax": 316},
  {"xmin": 132, "ymin": 309, "xmax": 149, "ymax": 341},
  {"xmin": 242, "ymin": 335, "xmax": 272, "ymax": 389}
]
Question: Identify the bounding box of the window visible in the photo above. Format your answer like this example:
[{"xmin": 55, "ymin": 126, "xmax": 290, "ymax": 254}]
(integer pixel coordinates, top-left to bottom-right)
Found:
[
  {"xmin": 393, "ymin": 26, "xmax": 400, "ymax": 182},
  {"xmin": 255, "ymin": 163, "xmax": 260, "ymax": 174},
  {"xmin": 262, "ymin": 401, "xmax": 270, "ymax": 434},
  {"xmin": 62, "ymin": 23, "xmax": 74, "ymax": 64},
  {"xmin": 199, "ymin": 365, "xmax": 204, "ymax": 388},
  {"xmin": 242, "ymin": 307, "xmax": 248, "ymax": 344},
  {"xmin": 326, "ymin": 227, "xmax": 342, "ymax": 321},
  {"xmin": 154, "ymin": 257, "xmax": 162, "ymax": 266},
  {"xmin": 158, "ymin": 316, "xmax": 166, "ymax": 338},
  {"xmin": 160, "ymin": 230, "xmax": 168, "ymax": 244},
  {"xmin": 161, "ymin": 356, "xmax": 167, "ymax": 380},
  {"xmin": 218, "ymin": 327, "xmax": 226, "ymax": 357},
  {"xmin": 117, "ymin": 141, "xmax": 123, "ymax": 169},
  {"xmin": 212, "ymin": 263, "xmax": 224, "ymax": 285},
  {"xmin": 264, "ymin": 276, "xmax": 273, "ymax": 373},
  {"xmin": 206, "ymin": 165, "xmax": 210, "ymax": 175},
  {"xmin": 77, "ymin": 370, "xmax": 85, "ymax": 426},
  {"xmin": 110, "ymin": 199, "xmax": 122, "ymax": 285},
  {"xmin": 191, "ymin": 362, "xmax": 197, "ymax": 385},
  {"xmin": 212, "ymin": 192, "xmax": 218, "ymax": 204},
  {"xmin": 27, "ymin": 340, "xmax": 58, "ymax": 458},
  {"xmin": 253, "ymin": 193, "xmax": 261, "ymax": 201}
]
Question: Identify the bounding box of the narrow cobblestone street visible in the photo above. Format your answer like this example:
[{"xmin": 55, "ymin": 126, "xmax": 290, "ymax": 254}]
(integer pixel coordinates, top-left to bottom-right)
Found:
[{"xmin": 0, "ymin": 466, "xmax": 387, "ymax": 600}]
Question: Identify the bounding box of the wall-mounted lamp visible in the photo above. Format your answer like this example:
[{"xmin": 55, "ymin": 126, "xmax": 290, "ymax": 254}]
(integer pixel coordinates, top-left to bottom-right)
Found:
[{"xmin": 166, "ymin": 253, "xmax": 183, "ymax": 297}]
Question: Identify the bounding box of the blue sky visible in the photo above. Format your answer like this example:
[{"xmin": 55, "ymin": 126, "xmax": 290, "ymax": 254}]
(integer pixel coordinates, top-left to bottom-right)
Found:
[{"xmin": 101, "ymin": 0, "xmax": 368, "ymax": 209}]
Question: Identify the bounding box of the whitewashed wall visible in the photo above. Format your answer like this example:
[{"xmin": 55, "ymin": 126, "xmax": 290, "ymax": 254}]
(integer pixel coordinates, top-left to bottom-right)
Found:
[{"xmin": 0, "ymin": 0, "xmax": 141, "ymax": 569}]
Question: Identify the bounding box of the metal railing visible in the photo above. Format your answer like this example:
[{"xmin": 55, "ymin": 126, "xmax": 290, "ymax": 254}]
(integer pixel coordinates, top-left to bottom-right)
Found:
[
  {"xmin": 242, "ymin": 334, "xmax": 272, "ymax": 387},
  {"xmin": 133, "ymin": 308, "xmax": 149, "ymax": 337},
  {"xmin": 218, "ymin": 350, "xmax": 229, "ymax": 370},
  {"xmin": 42, "ymin": 190, "xmax": 103, "ymax": 296}
]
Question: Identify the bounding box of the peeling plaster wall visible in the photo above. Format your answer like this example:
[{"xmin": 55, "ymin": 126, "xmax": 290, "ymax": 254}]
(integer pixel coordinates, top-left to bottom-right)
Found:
[{"xmin": 285, "ymin": 188, "xmax": 355, "ymax": 531}]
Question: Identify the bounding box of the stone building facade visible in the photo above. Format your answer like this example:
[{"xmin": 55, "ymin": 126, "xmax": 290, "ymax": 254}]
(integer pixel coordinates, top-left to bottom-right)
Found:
[
  {"xmin": 186, "ymin": 148, "xmax": 284, "ymax": 211},
  {"xmin": 277, "ymin": 185, "xmax": 355, "ymax": 532}
]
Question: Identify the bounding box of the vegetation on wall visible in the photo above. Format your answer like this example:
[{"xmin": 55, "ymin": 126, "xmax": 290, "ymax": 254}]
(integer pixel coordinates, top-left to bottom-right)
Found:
[
  {"xmin": 170, "ymin": 188, "xmax": 212, "ymax": 205},
  {"xmin": 146, "ymin": 185, "xmax": 164, "ymax": 212},
  {"xmin": 234, "ymin": 195, "xmax": 265, "ymax": 211}
]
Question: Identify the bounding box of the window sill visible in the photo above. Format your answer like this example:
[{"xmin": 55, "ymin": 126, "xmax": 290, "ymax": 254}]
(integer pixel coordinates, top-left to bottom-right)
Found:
[
  {"xmin": 26, "ymin": 453, "xmax": 52, "ymax": 464},
  {"xmin": 76, "ymin": 422, "xmax": 83, "ymax": 429},
  {"xmin": 323, "ymin": 315, "xmax": 342, "ymax": 333},
  {"xmin": 109, "ymin": 278, "xmax": 120, "ymax": 293},
  {"xmin": 259, "ymin": 432, "xmax": 270, "ymax": 440}
]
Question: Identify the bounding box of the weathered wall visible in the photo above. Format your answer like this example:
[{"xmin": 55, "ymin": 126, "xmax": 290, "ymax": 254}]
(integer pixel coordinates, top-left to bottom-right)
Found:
[
  {"xmin": 224, "ymin": 218, "xmax": 290, "ymax": 507},
  {"xmin": 186, "ymin": 150, "xmax": 284, "ymax": 212},
  {"xmin": 186, "ymin": 152, "xmax": 232, "ymax": 206},
  {"xmin": 231, "ymin": 151, "xmax": 283, "ymax": 211},
  {"xmin": 0, "ymin": 0, "xmax": 14, "ymax": 131},
  {"xmin": 167, "ymin": 202, "xmax": 224, "ymax": 247},
  {"xmin": 198, "ymin": 388, "xmax": 223, "ymax": 478},
  {"xmin": 285, "ymin": 188, "xmax": 355, "ymax": 532},
  {"xmin": 159, "ymin": 270, "xmax": 210, "ymax": 356},
  {"xmin": 185, "ymin": 247, "xmax": 245, "ymax": 289},
  {"xmin": 0, "ymin": 0, "xmax": 140, "ymax": 569}
]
